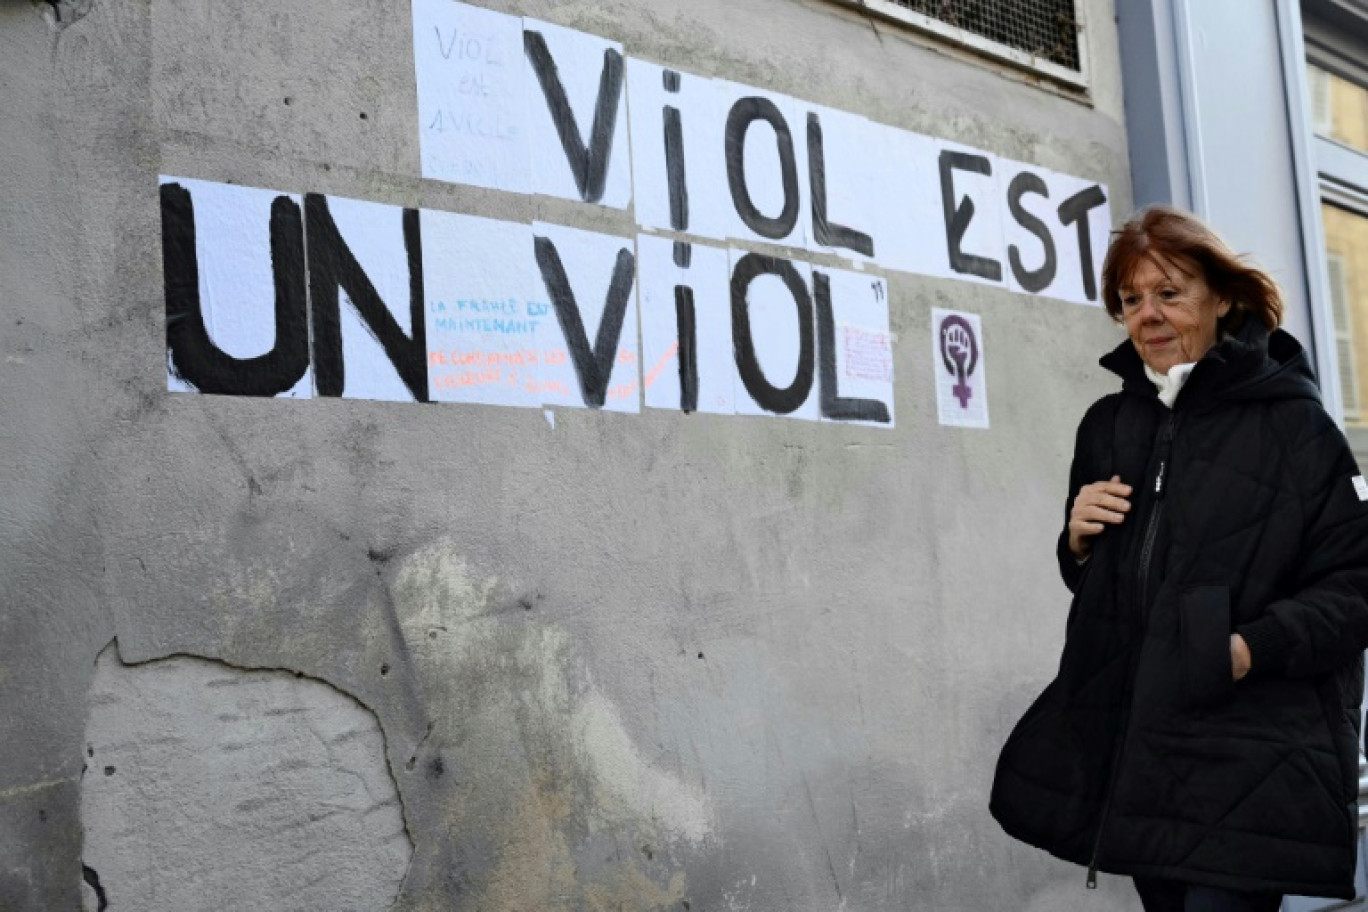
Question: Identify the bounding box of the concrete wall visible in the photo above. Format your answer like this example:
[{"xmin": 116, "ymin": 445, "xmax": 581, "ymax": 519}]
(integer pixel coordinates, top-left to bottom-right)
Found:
[{"xmin": 0, "ymin": 0, "xmax": 1136, "ymax": 908}]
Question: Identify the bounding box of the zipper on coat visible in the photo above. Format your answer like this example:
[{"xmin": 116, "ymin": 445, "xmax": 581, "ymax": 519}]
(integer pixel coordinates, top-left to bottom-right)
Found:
[
  {"xmin": 1086, "ymin": 411, "xmax": 1178, "ymax": 889},
  {"xmin": 1136, "ymin": 414, "xmax": 1176, "ymax": 614}
]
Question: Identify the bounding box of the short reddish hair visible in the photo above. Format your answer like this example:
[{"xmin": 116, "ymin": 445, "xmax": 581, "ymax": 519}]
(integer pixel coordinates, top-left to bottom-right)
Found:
[{"xmin": 1101, "ymin": 206, "xmax": 1283, "ymax": 333}]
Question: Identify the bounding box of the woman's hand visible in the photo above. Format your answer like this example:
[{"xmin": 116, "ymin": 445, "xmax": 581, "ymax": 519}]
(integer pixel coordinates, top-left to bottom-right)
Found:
[
  {"xmin": 1068, "ymin": 475, "xmax": 1133, "ymax": 559},
  {"xmin": 1230, "ymin": 634, "xmax": 1251, "ymax": 681}
]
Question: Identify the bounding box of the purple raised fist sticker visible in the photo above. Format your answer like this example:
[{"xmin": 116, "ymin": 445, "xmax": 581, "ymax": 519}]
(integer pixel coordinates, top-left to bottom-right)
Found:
[
  {"xmin": 938, "ymin": 314, "xmax": 978, "ymax": 408},
  {"xmin": 931, "ymin": 308, "xmax": 988, "ymax": 429}
]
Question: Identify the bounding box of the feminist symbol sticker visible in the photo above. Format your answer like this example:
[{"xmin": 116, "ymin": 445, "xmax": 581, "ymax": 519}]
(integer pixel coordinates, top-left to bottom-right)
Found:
[
  {"xmin": 932, "ymin": 308, "xmax": 989, "ymax": 428},
  {"xmin": 939, "ymin": 315, "xmax": 978, "ymax": 407}
]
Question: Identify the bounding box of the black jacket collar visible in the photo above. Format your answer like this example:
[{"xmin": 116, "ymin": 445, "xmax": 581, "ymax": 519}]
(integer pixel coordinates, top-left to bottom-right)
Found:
[{"xmin": 1097, "ymin": 319, "xmax": 1322, "ymax": 410}]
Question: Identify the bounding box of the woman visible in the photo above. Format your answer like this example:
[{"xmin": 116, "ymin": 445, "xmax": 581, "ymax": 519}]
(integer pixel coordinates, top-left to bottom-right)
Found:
[{"xmin": 990, "ymin": 206, "xmax": 1368, "ymax": 911}]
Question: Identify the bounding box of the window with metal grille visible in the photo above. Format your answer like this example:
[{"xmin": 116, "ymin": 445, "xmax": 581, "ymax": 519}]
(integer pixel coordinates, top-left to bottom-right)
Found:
[
  {"xmin": 881, "ymin": 0, "xmax": 1080, "ymax": 70},
  {"xmin": 837, "ymin": 0, "xmax": 1087, "ymax": 90}
]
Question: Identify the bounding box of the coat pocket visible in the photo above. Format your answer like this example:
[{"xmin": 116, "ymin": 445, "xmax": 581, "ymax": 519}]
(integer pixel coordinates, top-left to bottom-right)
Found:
[{"xmin": 1179, "ymin": 585, "xmax": 1235, "ymax": 708}]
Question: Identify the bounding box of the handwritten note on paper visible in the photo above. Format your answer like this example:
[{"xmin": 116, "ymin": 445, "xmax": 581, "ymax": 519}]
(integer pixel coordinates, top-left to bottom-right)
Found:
[
  {"xmin": 842, "ymin": 329, "xmax": 893, "ymax": 382},
  {"xmin": 421, "ymin": 209, "xmax": 544, "ymax": 407},
  {"xmin": 413, "ymin": 0, "xmax": 530, "ymax": 192},
  {"xmin": 822, "ymin": 268, "xmax": 894, "ymax": 427}
]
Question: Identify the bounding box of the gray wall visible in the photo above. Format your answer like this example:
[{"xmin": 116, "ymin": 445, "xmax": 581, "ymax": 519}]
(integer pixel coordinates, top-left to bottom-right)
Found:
[{"xmin": 0, "ymin": 0, "xmax": 1136, "ymax": 909}]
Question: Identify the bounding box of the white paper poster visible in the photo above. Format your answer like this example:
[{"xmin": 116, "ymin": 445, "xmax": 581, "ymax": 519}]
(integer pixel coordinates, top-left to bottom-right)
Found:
[
  {"xmin": 324, "ymin": 195, "xmax": 422, "ymax": 402},
  {"xmin": 412, "ymin": 0, "xmax": 530, "ymax": 192},
  {"xmin": 932, "ymin": 308, "xmax": 989, "ymax": 428},
  {"xmin": 161, "ymin": 176, "xmax": 313, "ymax": 399},
  {"xmin": 523, "ymin": 19, "xmax": 632, "ymax": 209},
  {"xmin": 730, "ymin": 249, "xmax": 818, "ymax": 421},
  {"xmin": 530, "ymin": 222, "xmax": 640, "ymax": 412},
  {"xmin": 637, "ymin": 235, "xmax": 734, "ymax": 415},
  {"xmin": 802, "ymin": 105, "xmax": 883, "ymax": 265},
  {"xmin": 995, "ymin": 158, "xmax": 1110, "ymax": 307},
  {"xmin": 1051, "ymin": 172, "xmax": 1110, "ymax": 308},
  {"xmin": 421, "ymin": 210, "xmax": 543, "ymax": 408},
  {"xmin": 866, "ymin": 125, "xmax": 947, "ymax": 280},
  {"xmin": 819, "ymin": 267, "xmax": 894, "ymax": 427},
  {"xmin": 625, "ymin": 58, "xmax": 730, "ymax": 242},
  {"xmin": 711, "ymin": 79, "xmax": 809, "ymax": 249},
  {"xmin": 933, "ymin": 142, "xmax": 1006, "ymax": 288}
]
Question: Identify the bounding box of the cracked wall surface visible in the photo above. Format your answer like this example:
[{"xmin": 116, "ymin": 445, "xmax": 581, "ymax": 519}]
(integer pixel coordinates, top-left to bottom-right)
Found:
[
  {"xmin": 80, "ymin": 642, "xmax": 411, "ymax": 911},
  {"xmin": 0, "ymin": 0, "xmax": 1138, "ymax": 908}
]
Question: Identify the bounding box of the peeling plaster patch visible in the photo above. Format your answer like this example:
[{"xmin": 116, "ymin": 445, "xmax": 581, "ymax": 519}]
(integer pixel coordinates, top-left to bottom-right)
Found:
[
  {"xmin": 572, "ymin": 692, "xmax": 711, "ymax": 842},
  {"xmin": 80, "ymin": 642, "xmax": 411, "ymax": 912},
  {"xmin": 391, "ymin": 542, "xmax": 712, "ymax": 909}
]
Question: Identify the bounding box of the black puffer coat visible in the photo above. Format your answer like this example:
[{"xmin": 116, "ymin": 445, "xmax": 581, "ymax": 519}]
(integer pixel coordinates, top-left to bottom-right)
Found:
[{"xmin": 991, "ymin": 322, "xmax": 1368, "ymax": 898}]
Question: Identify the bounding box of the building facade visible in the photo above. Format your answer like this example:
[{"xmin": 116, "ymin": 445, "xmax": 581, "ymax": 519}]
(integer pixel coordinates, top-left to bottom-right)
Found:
[{"xmin": 0, "ymin": 0, "xmax": 1362, "ymax": 909}]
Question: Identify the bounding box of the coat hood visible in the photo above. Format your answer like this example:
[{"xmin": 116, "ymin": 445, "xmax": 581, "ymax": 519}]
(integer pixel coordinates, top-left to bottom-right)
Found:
[{"xmin": 1098, "ymin": 318, "xmax": 1322, "ymax": 408}]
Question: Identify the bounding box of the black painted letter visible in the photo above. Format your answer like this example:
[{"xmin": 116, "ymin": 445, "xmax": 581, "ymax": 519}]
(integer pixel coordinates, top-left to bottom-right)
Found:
[
  {"xmin": 663, "ymin": 70, "xmax": 689, "ymax": 232},
  {"xmin": 1057, "ymin": 185, "xmax": 1108, "ymax": 301},
  {"xmin": 938, "ymin": 151, "xmax": 1003, "ymax": 281},
  {"xmin": 306, "ymin": 195, "xmax": 429, "ymax": 402},
  {"xmin": 674, "ymin": 285, "xmax": 699, "ymax": 414},
  {"xmin": 533, "ymin": 237, "xmax": 636, "ymax": 409},
  {"xmin": 162, "ymin": 182, "xmax": 310, "ymax": 396},
  {"xmin": 730, "ymin": 253, "xmax": 814, "ymax": 414},
  {"xmin": 807, "ymin": 112, "xmax": 874, "ymax": 257},
  {"xmin": 524, "ymin": 31, "xmax": 624, "ymax": 204},
  {"xmin": 1006, "ymin": 172, "xmax": 1057, "ymax": 293},
  {"xmin": 813, "ymin": 271, "xmax": 890, "ymax": 424},
  {"xmin": 725, "ymin": 98, "xmax": 800, "ymax": 240}
]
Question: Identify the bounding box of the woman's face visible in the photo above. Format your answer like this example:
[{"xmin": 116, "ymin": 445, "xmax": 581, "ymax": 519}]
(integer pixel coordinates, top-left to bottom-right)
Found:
[{"xmin": 1120, "ymin": 254, "xmax": 1230, "ymax": 375}]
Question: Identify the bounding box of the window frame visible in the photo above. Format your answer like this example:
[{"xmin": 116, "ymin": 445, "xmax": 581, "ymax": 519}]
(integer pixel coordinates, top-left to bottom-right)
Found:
[
  {"xmin": 1304, "ymin": 25, "xmax": 1368, "ymax": 450},
  {"xmin": 1318, "ymin": 187, "xmax": 1368, "ymax": 462}
]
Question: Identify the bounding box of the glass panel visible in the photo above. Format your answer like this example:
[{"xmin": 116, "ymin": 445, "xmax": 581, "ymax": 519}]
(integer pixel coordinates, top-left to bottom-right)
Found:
[
  {"xmin": 1322, "ymin": 202, "xmax": 1368, "ymax": 428},
  {"xmin": 1308, "ymin": 63, "xmax": 1368, "ymax": 155}
]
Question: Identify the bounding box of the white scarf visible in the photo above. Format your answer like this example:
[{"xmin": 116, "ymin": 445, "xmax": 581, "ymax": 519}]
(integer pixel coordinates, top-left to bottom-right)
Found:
[{"xmin": 1144, "ymin": 362, "xmax": 1196, "ymax": 409}]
